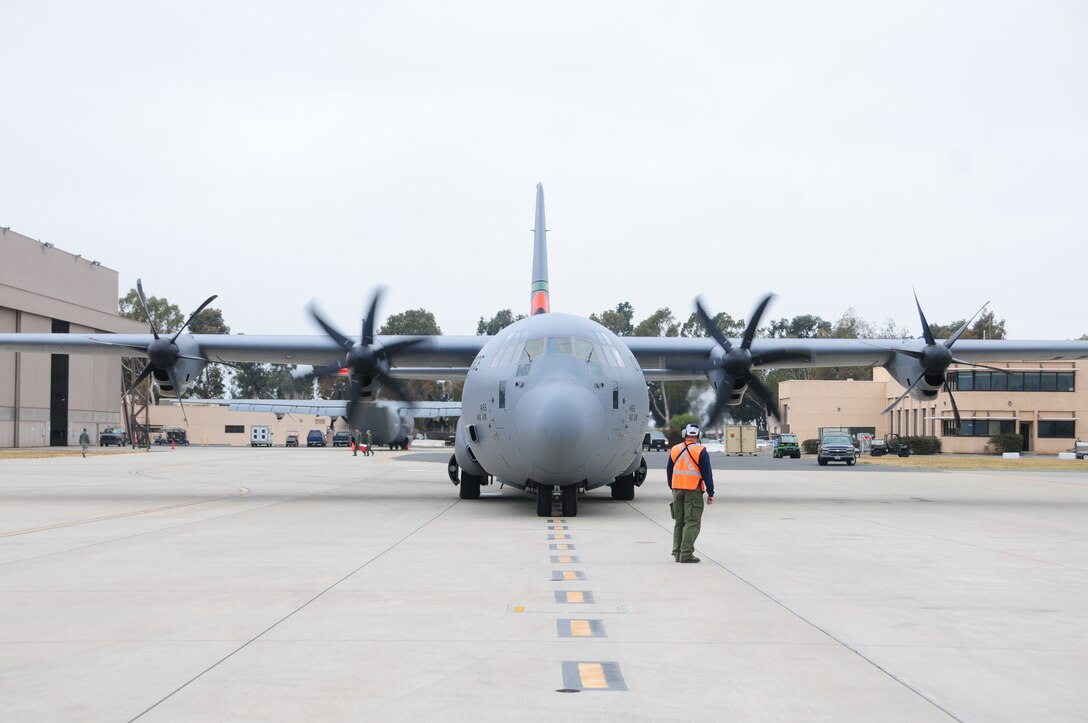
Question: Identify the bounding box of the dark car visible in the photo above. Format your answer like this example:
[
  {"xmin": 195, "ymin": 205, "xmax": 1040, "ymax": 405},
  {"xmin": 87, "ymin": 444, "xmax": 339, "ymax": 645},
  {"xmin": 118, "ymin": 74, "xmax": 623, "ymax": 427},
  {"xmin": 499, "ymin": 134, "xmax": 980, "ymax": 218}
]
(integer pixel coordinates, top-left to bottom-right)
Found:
[
  {"xmin": 306, "ymin": 429, "xmax": 326, "ymax": 447},
  {"xmin": 642, "ymin": 431, "xmax": 668, "ymax": 451},
  {"xmin": 154, "ymin": 428, "xmax": 189, "ymax": 446},
  {"xmin": 98, "ymin": 427, "xmax": 128, "ymax": 447},
  {"xmin": 818, "ymin": 434, "xmax": 857, "ymax": 466},
  {"xmin": 285, "ymin": 431, "xmax": 300, "ymax": 447},
  {"xmin": 332, "ymin": 431, "xmax": 351, "ymax": 447}
]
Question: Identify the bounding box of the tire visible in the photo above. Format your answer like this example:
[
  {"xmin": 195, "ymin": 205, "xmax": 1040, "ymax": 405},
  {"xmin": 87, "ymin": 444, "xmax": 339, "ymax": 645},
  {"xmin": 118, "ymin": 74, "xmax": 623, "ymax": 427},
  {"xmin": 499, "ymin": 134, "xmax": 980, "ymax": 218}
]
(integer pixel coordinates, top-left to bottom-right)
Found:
[
  {"xmin": 847, "ymin": 458, "xmax": 856, "ymax": 466},
  {"xmin": 561, "ymin": 484, "xmax": 578, "ymax": 517},
  {"xmin": 459, "ymin": 474, "xmax": 481, "ymax": 500},
  {"xmin": 536, "ymin": 485, "xmax": 553, "ymax": 517},
  {"xmin": 818, "ymin": 458, "xmax": 828, "ymax": 466},
  {"xmin": 611, "ymin": 477, "xmax": 635, "ymax": 500},
  {"xmin": 792, "ymin": 453, "xmax": 800, "ymax": 459}
]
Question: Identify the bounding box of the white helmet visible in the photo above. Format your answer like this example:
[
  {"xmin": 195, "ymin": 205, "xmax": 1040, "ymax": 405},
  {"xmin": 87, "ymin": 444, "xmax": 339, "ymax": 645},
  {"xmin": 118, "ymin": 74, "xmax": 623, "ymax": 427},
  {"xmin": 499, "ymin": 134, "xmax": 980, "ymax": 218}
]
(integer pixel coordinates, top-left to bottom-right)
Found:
[{"xmin": 682, "ymin": 423, "xmax": 700, "ymax": 437}]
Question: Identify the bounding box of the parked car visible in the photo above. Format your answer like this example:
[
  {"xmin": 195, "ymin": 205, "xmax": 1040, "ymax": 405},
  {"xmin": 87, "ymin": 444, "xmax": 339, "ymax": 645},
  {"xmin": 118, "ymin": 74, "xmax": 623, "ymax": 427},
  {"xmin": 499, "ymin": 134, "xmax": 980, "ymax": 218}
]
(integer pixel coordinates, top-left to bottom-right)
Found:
[
  {"xmin": 154, "ymin": 428, "xmax": 189, "ymax": 446},
  {"xmin": 98, "ymin": 427, "xmax": 128, "ymax": 447},
  {"xmin": 445, "ymin": 435, "xmax": 456, "ymax": 447},
  {"xmin": 642, "ymin": 431, "xmax": 668, "ymax": 451},
  {"xmin": 817, "ymin": 434, "xmax": 856, "ymax": 466},
  {"xmin": 285, "ymin": 430, "xmax": 300, "ymax": 447},
  {"xmin": 332, "ymin": 431, "xmax": 351, "ymax": 447},
  {"xmin": 870, "ymin": 439, "xmax": 889, "ymax": 456},
  {"xmin": 773, "ymin": 433, "xmax": 801, "ymax": 459},
  {"xmin": 306, "ymin": 429, "xmax": 326, "ymax": 447}
]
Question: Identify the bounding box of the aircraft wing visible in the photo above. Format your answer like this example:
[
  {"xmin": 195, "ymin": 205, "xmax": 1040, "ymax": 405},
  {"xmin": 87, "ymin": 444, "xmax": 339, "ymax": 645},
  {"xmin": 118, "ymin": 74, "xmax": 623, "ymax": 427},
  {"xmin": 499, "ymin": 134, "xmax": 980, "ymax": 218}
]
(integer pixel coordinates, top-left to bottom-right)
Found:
[
  {"xmin": 223, "ymin": 398, "xmax": 462, "ymax": 419},
  {"xmin": 623, "ymin": 337, "xmax": 1088, "ymax": 381},
  {"xmin": 0, "ymin": 333, "xmax": 486, "ymax": 377}
]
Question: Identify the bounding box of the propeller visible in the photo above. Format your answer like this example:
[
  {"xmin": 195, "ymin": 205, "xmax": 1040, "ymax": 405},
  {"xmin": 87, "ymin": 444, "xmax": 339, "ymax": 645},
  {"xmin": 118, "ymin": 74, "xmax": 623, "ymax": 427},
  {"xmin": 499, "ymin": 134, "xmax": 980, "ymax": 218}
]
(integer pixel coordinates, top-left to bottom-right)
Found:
[
  {"xmin": 881, "ymin": 292, "xmax": 1008, "ymax": 428},
  {"xmin": 307, "ymin": 288, "xmax": 423, "ymax": 415},
  {"xmin": 682, "ymin": 294, "xmax": 811, "ymax": 428},
  {"xmin": 109, "ymin": 279, "xmax": 219, "ymax": 424}
]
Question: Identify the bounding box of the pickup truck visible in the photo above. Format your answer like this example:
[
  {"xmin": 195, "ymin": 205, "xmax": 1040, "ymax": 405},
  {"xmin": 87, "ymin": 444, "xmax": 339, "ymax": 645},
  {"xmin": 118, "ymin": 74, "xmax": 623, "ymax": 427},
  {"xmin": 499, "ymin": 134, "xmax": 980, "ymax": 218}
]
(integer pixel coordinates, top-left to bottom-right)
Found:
[
  {"xmin": 99, "ymin": 427, "xmax": 128, "ymax": 447},
  {"xmin": 818, "ymin": 434, "xmax": 857, "ymax": 466}
]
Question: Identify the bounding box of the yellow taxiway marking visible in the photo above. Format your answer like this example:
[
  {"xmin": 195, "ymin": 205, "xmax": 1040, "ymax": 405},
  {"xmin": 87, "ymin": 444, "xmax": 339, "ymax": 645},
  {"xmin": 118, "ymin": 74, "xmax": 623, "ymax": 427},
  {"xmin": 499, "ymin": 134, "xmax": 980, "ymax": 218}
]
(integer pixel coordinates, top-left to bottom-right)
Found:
[
  {"xmin": 552, "ymin": 534, "xmax": 569, "ymax": 539},
  {"xmin": 555, "ymin": 556, "xmax": 573, "ymax": 563},
  {"xmin": 569, "ymin": 620, "xmax": 592, "ymax": 637},
  {"xmin": 553, "ymin": 544, "xmax": 571, "ymax": 550},
  {"xmin": 566, "ymin": 591, "xmax": 584, "ymax": 603},
  {"xmin": 562, "ymin": 571, "xmax": 580, "ymax": 580},
  {"xmin": 578, "ymin": 663, "xmax": 608, "ymax": 689},
  {"xmin": 513, "ymin": 606, "xmax": 526, "ymax": 613}
]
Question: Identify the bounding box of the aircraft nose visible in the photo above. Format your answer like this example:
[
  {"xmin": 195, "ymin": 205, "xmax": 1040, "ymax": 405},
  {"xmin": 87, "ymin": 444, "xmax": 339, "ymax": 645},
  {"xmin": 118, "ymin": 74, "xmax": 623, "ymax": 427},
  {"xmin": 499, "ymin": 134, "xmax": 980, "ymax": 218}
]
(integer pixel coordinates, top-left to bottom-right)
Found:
[{"xmin": 515, "ymin": 381, "xmax": 604, "ymax": 479}]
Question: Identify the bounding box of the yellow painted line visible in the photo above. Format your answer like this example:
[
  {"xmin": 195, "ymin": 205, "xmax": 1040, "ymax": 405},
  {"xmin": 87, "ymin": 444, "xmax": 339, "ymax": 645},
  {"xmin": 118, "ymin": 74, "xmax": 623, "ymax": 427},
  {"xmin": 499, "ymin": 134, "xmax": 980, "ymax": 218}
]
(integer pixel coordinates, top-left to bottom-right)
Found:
[
  {"xmin": 567, "ymin": 591, "xmax": 584, "ymax": 603},
  {"xmin": 513, "ymin": 606, "xmax": 526, "ymax": 613},
  {"xmin": 552, "ymin": 534, "xmax": 568, "ymax": 539},
  {"xmin": 570, "ymin": 620, "xmax": 592, "ymax": 637},
  {"xmin": 553, "ymin": 544, "xmax": 571, "ymax": 550},
  {"xmin": 555, "ymin": 556, "xmax": 572, "ymax": 563},
  {"xmin": 563, "ymin": 571, "xmax": 579, "ymax": 580},
  {"xmin": 579, "ymin": 663, "xmax": 608, "ymax": 689}
]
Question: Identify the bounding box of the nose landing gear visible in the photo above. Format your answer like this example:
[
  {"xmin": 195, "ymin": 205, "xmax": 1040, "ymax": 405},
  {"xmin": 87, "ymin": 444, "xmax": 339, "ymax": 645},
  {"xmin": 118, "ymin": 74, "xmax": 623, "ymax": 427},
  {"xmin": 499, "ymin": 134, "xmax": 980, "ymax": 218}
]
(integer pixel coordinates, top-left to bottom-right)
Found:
[{"xmin": 536, "ymin": 484, "xmax": 553, "ymax": 517}]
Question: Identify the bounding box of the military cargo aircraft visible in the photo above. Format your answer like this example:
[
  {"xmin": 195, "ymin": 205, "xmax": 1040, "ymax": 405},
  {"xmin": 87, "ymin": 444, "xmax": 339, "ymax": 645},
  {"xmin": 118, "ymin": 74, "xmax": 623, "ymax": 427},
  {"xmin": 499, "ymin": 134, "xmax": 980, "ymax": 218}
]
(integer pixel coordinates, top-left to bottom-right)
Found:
[{"xmin": 3, "ymin": 184, "xmax": 1088, "ymax": 516}]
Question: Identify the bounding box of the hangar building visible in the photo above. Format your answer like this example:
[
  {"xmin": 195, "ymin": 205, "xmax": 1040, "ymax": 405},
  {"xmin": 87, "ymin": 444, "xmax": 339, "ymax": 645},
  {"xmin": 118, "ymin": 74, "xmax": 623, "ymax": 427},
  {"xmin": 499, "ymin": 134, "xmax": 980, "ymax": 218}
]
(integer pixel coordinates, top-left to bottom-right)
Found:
[{"xmin": 1, "ymin": 227, "xmax": 145, "ymax": 448}]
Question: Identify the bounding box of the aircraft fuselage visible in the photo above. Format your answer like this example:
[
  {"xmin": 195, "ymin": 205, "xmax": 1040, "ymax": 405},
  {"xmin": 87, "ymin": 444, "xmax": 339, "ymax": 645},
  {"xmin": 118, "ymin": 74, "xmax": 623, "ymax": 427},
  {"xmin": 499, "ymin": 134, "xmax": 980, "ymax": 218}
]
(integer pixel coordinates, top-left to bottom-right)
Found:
[{"xmin": 454, "ymin": 312, "xmax": 648, "ymax": 491}]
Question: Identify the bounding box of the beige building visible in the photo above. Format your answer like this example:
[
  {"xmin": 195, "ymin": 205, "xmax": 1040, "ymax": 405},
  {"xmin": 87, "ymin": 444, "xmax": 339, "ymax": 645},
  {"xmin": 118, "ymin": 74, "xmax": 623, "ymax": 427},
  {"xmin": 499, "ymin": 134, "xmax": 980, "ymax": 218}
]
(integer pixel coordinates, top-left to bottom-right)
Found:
[
  {"xmin": 779, "ymin": 363, "xmax": 1084, "ymax": 454},
  {"xmin": 1, "ymin": 227, "xmax": 145, "ymax": 447},
  {"xmin": 148, "ymin": 402, "xmax": 335, "ymax": 446}
]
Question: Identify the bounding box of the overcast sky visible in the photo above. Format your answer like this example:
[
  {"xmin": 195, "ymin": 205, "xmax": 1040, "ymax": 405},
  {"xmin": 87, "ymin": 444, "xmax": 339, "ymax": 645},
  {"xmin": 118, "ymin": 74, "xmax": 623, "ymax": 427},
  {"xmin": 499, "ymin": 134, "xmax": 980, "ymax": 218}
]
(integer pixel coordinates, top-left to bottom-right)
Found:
[{"xmin": 2, "ymin": 1, "xmax": 1086, "ymax": 340}]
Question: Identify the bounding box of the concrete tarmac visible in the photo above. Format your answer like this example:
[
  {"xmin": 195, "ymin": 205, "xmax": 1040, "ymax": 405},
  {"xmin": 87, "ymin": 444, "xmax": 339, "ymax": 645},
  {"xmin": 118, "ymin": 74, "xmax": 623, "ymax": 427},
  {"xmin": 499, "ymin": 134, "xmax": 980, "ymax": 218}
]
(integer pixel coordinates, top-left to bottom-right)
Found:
[{"xmin": 0, "ymin": 448, "xmax": 1085, "ymax": 722}]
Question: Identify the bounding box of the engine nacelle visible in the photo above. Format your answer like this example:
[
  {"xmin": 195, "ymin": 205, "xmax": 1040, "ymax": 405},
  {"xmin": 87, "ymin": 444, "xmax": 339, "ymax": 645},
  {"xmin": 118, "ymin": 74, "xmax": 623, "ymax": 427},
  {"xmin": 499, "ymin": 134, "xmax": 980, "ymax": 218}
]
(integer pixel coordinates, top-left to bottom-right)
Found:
[
  {"xmin": 152, "ymin": 357, "xmax": 207, "ymax": 397},
  {"xmin": 885, "ymin": 355, "xmax": 943, "ymax": 401},
  {"xmin": 453, "ymin": 417, "xmax": 488, "ymax": 478},
  {"xmin": 708, "ymin": 367, "xmax": 750, "ymax": 407}
]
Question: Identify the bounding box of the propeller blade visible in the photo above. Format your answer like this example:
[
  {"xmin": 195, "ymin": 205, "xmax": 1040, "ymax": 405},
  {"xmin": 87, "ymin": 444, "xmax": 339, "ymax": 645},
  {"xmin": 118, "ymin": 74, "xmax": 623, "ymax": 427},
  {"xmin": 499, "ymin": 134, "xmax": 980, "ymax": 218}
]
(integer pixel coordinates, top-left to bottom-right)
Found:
[
  {"xmin": 362, "ymin": 288, "xmax": 385, "ymax": 347},
  {"xmin": 949, "ymin": 357, "xmax": 1010, "ymax": 374},
  {"xmin": 741, "ymin": 293, "xmax": 774, "ymax": 350},
  {"xmin": 308, "ymin": 360, "xmax": 349, "ymax": 379},
  {"xmin": 376, "ymin": 372, "xmax": 413, "ymax": 402},
  {"xmin": 913, "ymin": 289, "xmax": 935, "ymax": 346},
  {"xmin": 308, "ymin": 304, "xmax": 355, "ymax": 352},
  {"xmin": 136, "ymin": 279, "xmax": 159, "ymax": 340},
  {"xmin": 749, "ymin": 349, "xmax": 811, "ymax": 367},
  {"xmin": 884, "ymin": 347, "xmax": 924, "ymax": 360},
  {"xmin": 704, "ymin": 373, "xmax": 735, "ymax": 428},
  {"xmin": 882, "ymin": 374, "xmax": 924, "ymax": 415},
  {"xmin": 123, "ymin": 364, "xmax": 156, "ymax": 397},
  {"xmin": 379, "ymin": 337, "xmax": 425, "ymax": 359},
  {"xmin": 745, "ymin": 375, "xmax": 782, "ymax": 421},
  {"xmin": 694, "ymin": 297, "xmax": 732, "ymax": 351},
  {"xmin": 946, "ymin": 301, "xmax": 990, "ymax": 347},
  {"xmin": 945, "ymin": 384, "xmax": 962, "ymax": 428},
  {"xmin": 170, "ymin": 294, "xmax": 219, "ymax": 343},
  {"xmin": 164, "ymin": 367, "xmax": 189, "ymax": 426}
]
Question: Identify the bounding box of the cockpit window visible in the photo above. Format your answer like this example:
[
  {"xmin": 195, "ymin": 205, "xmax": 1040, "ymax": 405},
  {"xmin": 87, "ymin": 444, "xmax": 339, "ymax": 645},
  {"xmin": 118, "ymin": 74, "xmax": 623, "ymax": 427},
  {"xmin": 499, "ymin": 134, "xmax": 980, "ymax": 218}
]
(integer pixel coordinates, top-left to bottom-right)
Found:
[
  {"xmin": 573, "ymin": 337, "xmax": 594, "ymax": 361},
  {"xmin": 546, "ymin": 336, "xmax": 573, "ymax": 356},
  {"xmin": 521, "ymin": 338, "xmax": 545, "ymax": 362}
]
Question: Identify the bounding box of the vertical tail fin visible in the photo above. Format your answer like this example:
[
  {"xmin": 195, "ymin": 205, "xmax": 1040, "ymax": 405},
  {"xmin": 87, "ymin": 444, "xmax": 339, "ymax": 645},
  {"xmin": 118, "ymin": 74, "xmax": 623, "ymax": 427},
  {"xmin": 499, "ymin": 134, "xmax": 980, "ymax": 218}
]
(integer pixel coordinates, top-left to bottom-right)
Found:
[{"xmin": 530, "ymin": 183, "xmax": 550, "ymax": 315}]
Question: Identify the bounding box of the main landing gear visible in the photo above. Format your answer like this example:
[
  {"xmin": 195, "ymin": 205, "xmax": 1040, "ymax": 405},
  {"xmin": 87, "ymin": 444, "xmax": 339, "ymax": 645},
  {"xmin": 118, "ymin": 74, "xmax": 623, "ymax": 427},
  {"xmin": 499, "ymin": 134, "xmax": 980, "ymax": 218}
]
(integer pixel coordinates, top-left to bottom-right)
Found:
[
  {"xmin": 536, "ymin": 484, "xmax": 553, "ymax": 516},
  {"xmin": 535, "ymin": 484, "xmax": 579, "ymax": 517}
]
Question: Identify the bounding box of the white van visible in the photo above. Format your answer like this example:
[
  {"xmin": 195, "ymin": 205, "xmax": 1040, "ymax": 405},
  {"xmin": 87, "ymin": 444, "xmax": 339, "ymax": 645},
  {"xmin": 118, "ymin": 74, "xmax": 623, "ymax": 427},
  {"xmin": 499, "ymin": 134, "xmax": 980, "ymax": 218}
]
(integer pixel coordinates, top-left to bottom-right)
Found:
[{"xmin": 250, "ymin": 425, "xmax": 273, "ymax": 447}]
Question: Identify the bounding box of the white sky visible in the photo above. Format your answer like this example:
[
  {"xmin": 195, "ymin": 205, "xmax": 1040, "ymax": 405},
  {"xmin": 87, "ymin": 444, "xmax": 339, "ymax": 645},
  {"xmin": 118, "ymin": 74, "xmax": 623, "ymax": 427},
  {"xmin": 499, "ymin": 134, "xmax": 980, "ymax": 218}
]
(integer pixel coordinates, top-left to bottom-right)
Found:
[{"xmin": 2, "ymin": 1, "xmax": 1086, "ymax": 339}]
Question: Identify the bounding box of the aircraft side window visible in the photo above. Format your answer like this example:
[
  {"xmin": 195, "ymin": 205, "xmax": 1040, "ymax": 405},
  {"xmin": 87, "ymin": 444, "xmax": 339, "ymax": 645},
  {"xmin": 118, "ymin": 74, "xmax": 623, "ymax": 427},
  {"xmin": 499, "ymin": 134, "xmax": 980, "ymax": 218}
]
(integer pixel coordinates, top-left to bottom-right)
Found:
[
  {"xmin": 499, "ymin": 380, "xmax": 506, "ymax": 409},
  {"xmin": 588, "ymin": 363, "xmax": 603, "ymax": 378},
  {"xmin": 612, "ymin": 381, "xmax": 619, "ymax": 409},
  {"xmin": 516, "ymin": 363, "xmax": 531, "ymax": 377},
  {"xmin": 546, "ymin": 336, "xmax": 573, "ymax": 356}
]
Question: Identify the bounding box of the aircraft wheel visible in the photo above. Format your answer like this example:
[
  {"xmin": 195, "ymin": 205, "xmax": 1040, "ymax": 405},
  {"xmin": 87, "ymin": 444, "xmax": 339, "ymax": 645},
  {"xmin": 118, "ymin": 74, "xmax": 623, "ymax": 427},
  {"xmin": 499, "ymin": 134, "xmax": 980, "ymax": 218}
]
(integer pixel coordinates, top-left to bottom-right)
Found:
[
  {"xmin": 561, "ymin": 484, "xmax": 578, "ymax": 517},
  {"xmin": 459, "ymin": 473, "xmax": 481, "ymax": 499},
  {"xmin": 610, "ymin": 477, "xmax": 635, "ymax": 500},
  {"xmin": 536, "ymin": 485, "xmax": 553, "ymax": 517}
]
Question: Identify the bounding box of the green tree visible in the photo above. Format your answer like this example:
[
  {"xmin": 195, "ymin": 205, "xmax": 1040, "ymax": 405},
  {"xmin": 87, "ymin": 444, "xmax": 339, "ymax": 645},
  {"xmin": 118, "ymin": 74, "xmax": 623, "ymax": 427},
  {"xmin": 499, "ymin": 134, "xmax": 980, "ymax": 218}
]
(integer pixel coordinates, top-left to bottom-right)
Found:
[
  {"xmin": 767, "ymin": 314, "xmax": 831, "ymax": 339},
  {"xmin": 380, "ymin": 309, "xmax": 441, "ymax": 336},
  {"xmin": 477, "ymin": 309, "xmax": 525, "ymax": 336},
  {"xmin": 678, "ymin": 310, "xmax": 744, "ymax": 339},
  {"xmin": 119, "ymin": 288, "xmax": 183, "ymax": 332},
  {"xmin": 232, "ymin": 363, "xmax": 313, "ymax": 399},
  {"xmin": 928, "ymin": 310, "xmax": 1007, "ymax": 340},
  {"xmin": 187, "ymin": 307, "xmax": 231, "ymax": 398},
  {"xmin": 590, "ymin": 302, "xmax": 635, "ymax": 336},
  {"xmin": 633, "ymin": 308, "xmax": 679, "ymax": 338}
]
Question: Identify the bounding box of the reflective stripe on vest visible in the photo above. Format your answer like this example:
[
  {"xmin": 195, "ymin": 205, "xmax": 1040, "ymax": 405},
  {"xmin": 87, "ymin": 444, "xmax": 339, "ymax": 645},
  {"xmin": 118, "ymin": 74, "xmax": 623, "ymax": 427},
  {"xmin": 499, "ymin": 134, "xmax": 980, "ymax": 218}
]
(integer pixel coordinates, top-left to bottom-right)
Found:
[{"xmin": 670, "ymin": 443, "xmax": 705, "ymax": 492}]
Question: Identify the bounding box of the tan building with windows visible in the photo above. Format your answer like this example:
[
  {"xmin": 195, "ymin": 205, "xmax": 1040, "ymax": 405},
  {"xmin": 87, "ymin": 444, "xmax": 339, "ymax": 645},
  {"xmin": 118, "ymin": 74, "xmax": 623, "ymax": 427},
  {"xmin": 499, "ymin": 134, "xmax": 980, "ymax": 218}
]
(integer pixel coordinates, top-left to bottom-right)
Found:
[
  {"xmin": 778, "ymin": 363, "xmax": 1084, "ymax": 454},
  {"xmin": 1, "ymin": 227, "xmax": 145, "ymax": 448}
]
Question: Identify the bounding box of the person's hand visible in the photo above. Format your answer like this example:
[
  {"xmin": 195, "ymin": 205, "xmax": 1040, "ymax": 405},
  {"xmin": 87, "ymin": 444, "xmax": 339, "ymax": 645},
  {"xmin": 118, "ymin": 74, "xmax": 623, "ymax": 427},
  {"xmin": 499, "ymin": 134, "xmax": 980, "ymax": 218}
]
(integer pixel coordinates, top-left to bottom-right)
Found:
[{"xmin": 707, "ymin": 496, "xmax": 714, "ymax": 505}]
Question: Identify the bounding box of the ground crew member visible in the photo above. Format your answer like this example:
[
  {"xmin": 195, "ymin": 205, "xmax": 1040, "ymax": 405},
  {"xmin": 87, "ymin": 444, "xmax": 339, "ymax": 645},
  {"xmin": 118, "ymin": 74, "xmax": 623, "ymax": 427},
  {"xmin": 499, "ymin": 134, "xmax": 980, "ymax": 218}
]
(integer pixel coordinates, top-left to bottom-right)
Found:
[
  {"xmin": 78, "ymin": 428, "xmax": 90, "ymax": 458},
  {"xmin": 666, "ymin": 423, "xmax": 715, "ymax": 563},
  {"xmin": 365, "ymin": 429, "xmax": 373, "ymax": 456},
  {"xmin": 352, "ymin": 429, "xmax": 360, "ymax": 456}
]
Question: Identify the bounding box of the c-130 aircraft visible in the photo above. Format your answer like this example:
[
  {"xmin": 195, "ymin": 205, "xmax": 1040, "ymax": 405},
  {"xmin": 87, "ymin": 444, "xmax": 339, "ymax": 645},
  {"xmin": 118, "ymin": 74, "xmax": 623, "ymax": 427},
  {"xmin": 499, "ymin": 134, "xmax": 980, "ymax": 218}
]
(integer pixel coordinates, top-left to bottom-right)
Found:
[{"xmin": 3, "ymin": 184, "xmax": 1088, "ymax": 516}]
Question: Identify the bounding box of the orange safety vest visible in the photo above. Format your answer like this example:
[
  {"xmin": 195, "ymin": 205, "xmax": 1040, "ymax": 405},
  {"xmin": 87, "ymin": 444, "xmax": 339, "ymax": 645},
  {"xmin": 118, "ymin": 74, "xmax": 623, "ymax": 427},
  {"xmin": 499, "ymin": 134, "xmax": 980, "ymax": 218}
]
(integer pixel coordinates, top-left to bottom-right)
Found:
[{"xmin": 670, "ymin": 442, "xmax": 706, "ymax": 492}]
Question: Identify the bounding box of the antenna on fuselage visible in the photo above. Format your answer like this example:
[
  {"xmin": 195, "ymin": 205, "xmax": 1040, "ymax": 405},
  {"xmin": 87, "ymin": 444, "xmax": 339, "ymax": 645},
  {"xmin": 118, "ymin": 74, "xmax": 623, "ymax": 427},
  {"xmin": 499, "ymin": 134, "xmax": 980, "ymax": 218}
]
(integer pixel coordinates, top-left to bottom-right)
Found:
[{"xmin": 530, "ymin": 182, "xmax": 550, "ymax": 315}]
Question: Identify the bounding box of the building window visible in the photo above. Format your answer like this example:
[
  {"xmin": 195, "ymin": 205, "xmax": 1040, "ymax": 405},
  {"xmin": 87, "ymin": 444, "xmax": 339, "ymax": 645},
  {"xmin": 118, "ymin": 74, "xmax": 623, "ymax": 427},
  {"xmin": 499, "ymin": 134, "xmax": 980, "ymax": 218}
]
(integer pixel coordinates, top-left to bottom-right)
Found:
[
  {"xmin": 949, "ymin": 371, "xmax": 1074, "ymax": 393},
  {"xmin": 1038, "ymin": 420, "xmax": 1075, "ymax": 438},
  {"xmin": 947, "ymin": 419, "xmax": 1016, "ymax": 437},
  {"xmin": 225, "ymin": 425, "xmax": 244, "ymax": 434}
]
